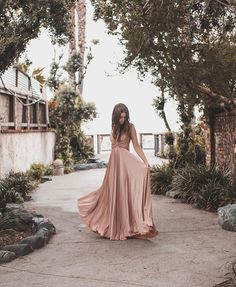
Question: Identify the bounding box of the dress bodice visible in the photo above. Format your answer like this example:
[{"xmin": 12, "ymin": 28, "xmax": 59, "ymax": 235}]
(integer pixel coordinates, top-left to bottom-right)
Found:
[{"xmin": 110, "ymin": 131, "xmax": 131, "ymax": 150}]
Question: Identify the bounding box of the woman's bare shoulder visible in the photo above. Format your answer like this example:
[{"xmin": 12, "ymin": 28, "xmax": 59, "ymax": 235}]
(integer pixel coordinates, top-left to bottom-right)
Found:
[{"xmin": 129, "ymin": 122, "xmax": 136, "ymax": 130}]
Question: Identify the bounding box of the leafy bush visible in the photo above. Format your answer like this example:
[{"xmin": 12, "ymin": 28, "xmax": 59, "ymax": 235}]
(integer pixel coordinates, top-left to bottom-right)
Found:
[
  {"xmin": 170, "ymin": 165, "xmax": 236, "ymax": 211},
  {"xmin": 49, "ymin": 84, "xmax": 97, "ymax": 167},
  {"xmin": 26, "ymin": 163, "xmax": 53, "ymax": 180},
  {"xmin": 70, "ymin": 132, "xmax": 95, "ymax": 163},
  {"xmin": 173, "ymin": 121, "xmax": 206, "ymax": 168},
  {"xmin": 0, "ymin": 170, "xmax": 35, "ymax": 207},
  {"xmin": 64, "ymin": 165, "xmax": 74, "ymax": 174},
  {"xmin": 150, "ymin": 163, "xmax": 174, "ymax": 195},
  {"xmin": 164, "ymin": 132, "xmax": 174, "ymax": 145},
  {"xmin": 0, "ymin": 187, "xmax": 22, "ymax": 208}
]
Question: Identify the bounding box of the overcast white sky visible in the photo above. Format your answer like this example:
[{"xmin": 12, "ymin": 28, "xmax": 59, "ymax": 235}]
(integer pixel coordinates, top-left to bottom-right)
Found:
[{"xmin": 24, "ymin": 0, "xmax": 180, "ymax": 135}]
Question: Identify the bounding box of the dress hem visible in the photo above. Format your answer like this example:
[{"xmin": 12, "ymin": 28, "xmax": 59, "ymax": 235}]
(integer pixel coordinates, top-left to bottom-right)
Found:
[{"xmin": 89, "ymin": 225, "xmax": 159, "ymax": 241}]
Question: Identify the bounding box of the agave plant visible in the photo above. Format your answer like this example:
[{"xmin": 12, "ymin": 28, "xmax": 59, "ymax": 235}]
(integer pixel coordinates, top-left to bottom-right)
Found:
[
  {"xmin": 0, "ymin": 170, "xmax": 35, "ymax": 207},
  {"xmin": 193, "ymin": 181, "xmax": 225, "ymax": 211},
  {"xmin": 170, "ymin": 164, "xmax": 235, "ymax": 212}
]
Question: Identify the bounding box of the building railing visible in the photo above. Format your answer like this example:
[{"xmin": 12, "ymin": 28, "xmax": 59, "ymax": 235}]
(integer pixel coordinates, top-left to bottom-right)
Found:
[
  {"xmin": 85, "ymin": 133, "xmax": 169, "ymax": 157},
  {"xmin": 0, "ymin": 66, "xmax": 46, "ymax": 100},
  {"xmin": 0, "ymin": 66, "xmax": 49, "ymax": 132}
]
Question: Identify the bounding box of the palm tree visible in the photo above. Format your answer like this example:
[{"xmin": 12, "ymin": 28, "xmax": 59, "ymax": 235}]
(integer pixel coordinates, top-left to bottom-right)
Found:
[{"xmin": 68, "ymin": 0, "xmax": 87, "ymax": 95}]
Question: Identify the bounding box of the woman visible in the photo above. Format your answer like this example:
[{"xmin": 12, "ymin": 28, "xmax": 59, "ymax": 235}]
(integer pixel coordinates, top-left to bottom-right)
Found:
[{"xmin": 77, "ymin": 103, "xmax": 159, "ymax": 240}]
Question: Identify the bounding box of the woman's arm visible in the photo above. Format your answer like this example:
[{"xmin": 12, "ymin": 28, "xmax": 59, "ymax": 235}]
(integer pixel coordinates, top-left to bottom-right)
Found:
[{"xmin": 130, "ymin": 123, "xmax": 150, "ymax": 167}]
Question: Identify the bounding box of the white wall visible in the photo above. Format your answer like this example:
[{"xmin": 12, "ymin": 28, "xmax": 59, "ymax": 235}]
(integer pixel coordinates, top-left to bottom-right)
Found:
[{"xmin": 0, "ymin": 131, "xmax": 56, "ymax": 178}]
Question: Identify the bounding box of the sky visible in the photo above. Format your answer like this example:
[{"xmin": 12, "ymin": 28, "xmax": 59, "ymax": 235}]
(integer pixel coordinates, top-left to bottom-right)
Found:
[{"xmin": 23, "ymin": 0, "xmax": 180, "ymax": 135}]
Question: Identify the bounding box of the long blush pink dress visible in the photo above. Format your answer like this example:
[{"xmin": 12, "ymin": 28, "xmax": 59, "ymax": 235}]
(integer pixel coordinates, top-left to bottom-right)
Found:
[{"xmin": 77, "ymin": 123, "xmax": 159, "ymax": 240}]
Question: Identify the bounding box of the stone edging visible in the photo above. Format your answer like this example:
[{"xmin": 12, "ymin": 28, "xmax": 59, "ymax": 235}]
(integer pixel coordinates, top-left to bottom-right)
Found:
[{"xmin": 0, "ymin": 204, "xmax": 56, "ymax": 264}]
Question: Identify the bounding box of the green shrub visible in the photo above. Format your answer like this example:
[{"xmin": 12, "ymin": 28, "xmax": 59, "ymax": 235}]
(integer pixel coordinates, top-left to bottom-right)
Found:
[
  {"xmin": 225, "ymin": 184, "xmax": 236, "ymax": 203},
  {"xmin": 150, "ymin": 163, "xmax": 174, "ymax": 195},
  {"xmin": 173, "ymin": 122, "xmax": 206, "ymax": 167},
  {"xmin": 170, "ymin": 165, "xmax": 235, "ymax": 212},
  {"xmin": 0, "ymin": 170, "xmax": 35, "ymax": 206},
  {"xmin": 0, "ymin": 187, "xmax": 25, "ymax": 206},
  {"xmin": 27, "ymin": 163, "xmax": 53, "ymax": 180},
  {"xmin": 64, "ymin": 165, "xmax": 74, "ymax": 174},
  {"xmin": 193, "ymin": 181, "xmax": 227, "ymax": 211},
  {"xmin": 164, "ymin": 132, "xmax": 174, "ymax": 145}
]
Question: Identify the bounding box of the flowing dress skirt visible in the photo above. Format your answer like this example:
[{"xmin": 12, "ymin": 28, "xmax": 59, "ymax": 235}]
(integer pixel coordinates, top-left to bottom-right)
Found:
[{"xmin": 77, "ymin": 146, "xmax": 159, "ymax": 240}]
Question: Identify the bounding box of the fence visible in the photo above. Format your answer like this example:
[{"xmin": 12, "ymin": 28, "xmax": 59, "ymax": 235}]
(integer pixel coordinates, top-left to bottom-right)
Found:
[{"xmin": 85, "ymin": 133, "xmax": 168, "ymax": 156}]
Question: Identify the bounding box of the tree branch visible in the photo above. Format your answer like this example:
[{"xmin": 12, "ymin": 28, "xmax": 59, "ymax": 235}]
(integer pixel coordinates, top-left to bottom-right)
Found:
[
  {"xmin": 193, "ymin": 83, "xmax": 236, "ymax": 106},
  {"xmin": 216, "ymin": 0, "xmax": 236, "ymax": 11}
]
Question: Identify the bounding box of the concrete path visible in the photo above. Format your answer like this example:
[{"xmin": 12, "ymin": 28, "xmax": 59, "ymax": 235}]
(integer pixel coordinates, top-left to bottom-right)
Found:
[{"xmin": 0, "ymin": 153, "xmax": 235, "ymax": 287}]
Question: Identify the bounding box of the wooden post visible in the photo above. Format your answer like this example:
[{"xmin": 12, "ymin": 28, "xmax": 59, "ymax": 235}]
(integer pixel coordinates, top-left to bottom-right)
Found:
[
  {"xmin": 45, "ymin": 101, "xmax": 49, "ymax": 128},
  {"xmin": 36, "ymin": 101, "xmax": 40, "ymax": 129},
  {"xmin": 97, "ymin": 134, "xmax": 101, "ymax": 154},
  {"xmin": 93, "ymin": 134, "xmax": 98, "ymax": 154},
  {"xmin": 154, "ymin": 134, "xmax": 160, "ymax": 156},
  {"xmin": 26, "ymin": 95, "xmax": 30, "ymax": 129},
  {"xmin": 13, "ymin": 95, "xmax": 17, "ymax": 129},
  {"xmin": 14, "ymin": 68, "xmax": 18, "ymax": 129},
  {"xmin": 91, "ymin": 135, "xmax": 94, "ymax": 153},
  {"xmin": 160, "ymin": 134, "xmax": 165, "ymax": 154}
]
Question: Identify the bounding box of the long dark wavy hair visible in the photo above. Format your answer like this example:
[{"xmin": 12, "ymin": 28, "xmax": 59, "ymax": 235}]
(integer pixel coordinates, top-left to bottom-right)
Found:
[{"xmin": 111, "ymin": 103, "xmax": 131, "ymax": 142}]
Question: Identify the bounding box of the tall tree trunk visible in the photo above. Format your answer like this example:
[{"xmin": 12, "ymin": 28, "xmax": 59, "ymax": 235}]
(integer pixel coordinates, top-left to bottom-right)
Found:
[
  {"xmin": 160, "ymin": 88, "xmax": 172, "ymax": 133},
  {"xmin": 68, "ymin": 1, "xmax": 87, "ymax": 93},
  {"xmin": 76, "ymin": 0, "xmax": 86, "ymax": 95},
  {"xmin": 68, "ymin": 5, "xmax": 77, "ymax": 89}
]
